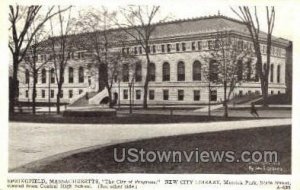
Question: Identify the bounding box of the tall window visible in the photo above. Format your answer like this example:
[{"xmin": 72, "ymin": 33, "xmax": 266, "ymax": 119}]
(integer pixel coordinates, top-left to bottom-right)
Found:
[
  {"xmin": 178, "ymin": 90, "xmax": 184, "ymax": 101},
  {"xmin": 25, "ymin": 69, "xmax": 29, "ymax": 84},
  {"xmin": 162, "ymin": 62, "xmax": 170, "ymax": 81},
  {"xmin": 135, "ymin": 62, "xmax": 142, "ymax": 82},
  {"xmin": 79, "ymin": 67, "xmax": 84, "ymax": 83},
  {"xmin": 167, "ymin": 44, "xmax": 171, "ymax": 52},
  {"xmin": 69, "ymin": 90, "xmax": 73, "ymax": 98},
  {"xmin": 149, "ymin": 62, "xmax": 156, "ymax": 81},
  {"xmin": 68, "ymin": 67, "xmax": 74, "ymax": 83},
  {"xmin": 177, "ymin": 61, "xmax": 185, "ymax": 81},
  {"xmin": 136, "ymin": 90, "xmax": 141, "ymax": 100},
  {"xmin": 182, "ymin": 43, "xmax": 186, "ymax": 51},
  {"xmin": 123, "ymin": 89, "xmax": 128, "ymax": 99},
  {"xmin": 210, "ymin": 90, "xmax": 217, "ymax": 101},
  {"xmin": 42, "ymin": 68, "xmax": 46, "ymax": 83},
  {"xmin": 193, "ymin": 61, "xmax": 201, "ymax": 81},
  {"xmin": 161, "ymin": 44, "xmax": 165, "ymax": 53},
  {"xmin": 277, "ymin": 65, "xmax": 281, "ymax": 83},
  {"xmin": 152, "ymin": 45, "xmax": 156, "ymax": 53},
  {"xmin": 237, "ymin": 60, "xmax": 243, "ymax": 81},
  {"xmin": 176, "ymin": 43, "xmax": 180, "ymax": 51},
  {"xmin": 209, "ymin": 60, "xmax": 218, "ymax": 81},
  {"xmin": 50, "ymin": 90, "xmax": 54, "ymax": 98},
  {"xmin": 41, "ymin": 90, "xmax": 45, "ymax": 98},
  {"xmin": 191, "ymin": 42, "xmax": 196, "ymax": 51},
  {"xmin": 51, "ymin": 68, "xmax": 55, "ymax": 83},
  {"xmin": 270, "ymin": 64, "xmax": 274, "ymax": 83},
  {"xmin": 149, "ymin": 90, "xmax": 155, "ymax": 100},
  {"xmin": 194, "ymin": 90, "xmax": 200, "ymax": 101},
  {"xmin": 122, "ymin": 64, "xmax": 129, "ymax": 82},
  {"xmin": 134, "ymin": 47, "xmax": 137, "ymax": 54},
  {"xmin": 163, "ymin": 90, "xmax": 169, "ymax": 100}
]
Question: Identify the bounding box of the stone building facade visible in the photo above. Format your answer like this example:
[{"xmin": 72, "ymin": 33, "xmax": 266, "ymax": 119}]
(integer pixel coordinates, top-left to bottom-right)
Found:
[{"xmin": 18, "ymin": 15, "xmax": 289, "ymax": 106}]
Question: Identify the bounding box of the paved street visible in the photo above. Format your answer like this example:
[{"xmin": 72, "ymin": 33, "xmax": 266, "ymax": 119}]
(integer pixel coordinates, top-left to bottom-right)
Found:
[{"xmin": 9, "ymin": 117, "xmax": 291, "ymax": 170}]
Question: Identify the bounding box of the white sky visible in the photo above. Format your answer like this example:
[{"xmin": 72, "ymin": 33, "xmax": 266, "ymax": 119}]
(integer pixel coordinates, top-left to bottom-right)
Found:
[
  {"xmin": 10, "ymin": 0, "xmax": 295, "ymax": 41},
  {"xmin": 63, "ymin": 0, "xmax": 295, "ymax": 40}
]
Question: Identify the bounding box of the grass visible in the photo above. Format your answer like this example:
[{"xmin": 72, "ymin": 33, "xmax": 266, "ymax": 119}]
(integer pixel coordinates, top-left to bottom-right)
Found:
[
  {"xmin": 9, "ymin": 112, "xmax": 258, "ymax": 124},
  {"xmin": 16, "ymin": 125, "xmax": 291, "ymax": 174},
  {"xmin": 255, "ymin": 94, "xmax": 292, "ymax": 105}
]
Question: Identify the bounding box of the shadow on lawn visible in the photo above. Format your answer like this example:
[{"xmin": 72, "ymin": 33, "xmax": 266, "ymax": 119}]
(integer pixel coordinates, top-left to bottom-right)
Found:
[
  {"xmin": 12, "ymin": 125, "xmax": 291, "ymax": 174},
  {"xmin": 9, "ymin": 112, "xmax": 262, "ymax": 124}
]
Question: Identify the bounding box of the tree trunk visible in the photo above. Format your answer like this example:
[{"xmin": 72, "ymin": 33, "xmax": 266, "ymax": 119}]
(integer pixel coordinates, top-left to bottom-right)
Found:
[
  {"xmin": 32, "ymin": 71, "xmax": 37, "ymax": 114},
  {"xmin": 10, "ymin": 56, "xmax": 19, "ymax": 114},
  {"xmin": 223, "ymin": 81, "xmax": 228, "ymax": 118},
  {"xmin": 56, "ymin": 83, "xmax": 62, "ymax": 114},
  {"xmin": 143, "ymin": 54, "xmax": 151, "ymax": 109}
]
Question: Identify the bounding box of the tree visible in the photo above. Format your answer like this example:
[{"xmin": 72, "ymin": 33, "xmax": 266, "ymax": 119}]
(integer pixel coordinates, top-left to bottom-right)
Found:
[
  {"xmin": 231, "ymin": 6, "xmax": 276, "ymax": 107},
  {"xmin": 22, "ymin": 23, "xmax": 50, "ymax": 114},
  {"xmin": 48, "ymin": 6, "xmax": 74, "ymax": 114},
  {"xmin": 75, "ymin": 7, "xmax": 135, "ymax": 107},
  {"xmin": 8, "ymin": 5, "xmax": 71, "ymax": 114},
  {"xmin": 201, "ymin": 31, "xmax": 254, "ymax": 117},
  {"xmin": 110, "ymin": 5, "xmax": 168, "ymax": 108}
]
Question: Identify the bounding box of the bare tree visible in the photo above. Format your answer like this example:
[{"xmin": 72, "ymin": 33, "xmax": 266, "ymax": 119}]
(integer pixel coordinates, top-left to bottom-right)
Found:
[
  {"xmin": 231, "ymin": 6, "xmax": 276, "ymax": 107},
  {"xmin": 76, "ymin": 7, "xmax": 136, "ymax": 107},
  {"xmin": 201, "ymin": 31, "xmax": 254, "ymax": 117},
  {"xmin": 48, "ymin": 6, "xmax": 74, "ymax": 114},
  {"xmin": 22, "ymin": 23, "xmax": 50, "ymax": 114},
  {"xmin": 8, "ymin": 5, "xmax": 71, "ymax": 114},
  {"xmin": 110, "ymin": 5, "xmax": 168, "ymax": 108}
]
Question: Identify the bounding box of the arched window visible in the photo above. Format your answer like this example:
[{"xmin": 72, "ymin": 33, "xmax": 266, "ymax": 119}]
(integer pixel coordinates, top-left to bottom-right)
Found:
[
  {"xmin": 78, "ymin": 67, "xmax": 84, "ymax": 83},
  {"xmin": 237, "ymin": 60, "xmax": 243, "ymax": 81},
  {"xmin": 135, "ymin": 62, "xmax": 142, "ymax": 82},
  {"xmin": 122, "ymin": 63, "xmax": 129, "ymax": 82},
  {"xmin": 162, "ymin": 62, "xmax": 170, "ymax": 81},
  {"xmin": 25, "ymin": 69, "xmax": 29, "ymax": 84},
  {"xmin": 270, "ymin": 64, "xmax": 274, "ymax": 83},
  {"xmin": 42, "ymin": 68, "xmax": 46, "ymax": 83},
  {"xmin": 50, "ymin": 68, "xmax": 55, "ymax": 83},
  {"xmin": 68, "ymin": 67, "xmax": 74, "ymax": 83},
  {"xmin": 193, "ymin": 61, "xmax": 201, "ymax": 81},
  {"xmin": 149, "ymin": 62, "xmax": 156, "ymax": 81},
  {"xmin": 209, "ymin": 60, "xmax": 218, "ymax": 81},
  {"xmin": 177, "ymin": 61, "xmax": 185, "ymax": 81},
  {"xmin": 277, "ymin": 65, "xmax": 281, "ymax": 83}
]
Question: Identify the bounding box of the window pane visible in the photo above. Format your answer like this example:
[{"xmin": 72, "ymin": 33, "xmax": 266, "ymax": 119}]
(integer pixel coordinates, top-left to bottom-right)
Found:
[
  {"xmin": 163, "ymin": 62, "xmax": 170, "ymax": 81},
  {"xmin": 177, "ymin": 62, "xmax": 185, "ymax": 81}
]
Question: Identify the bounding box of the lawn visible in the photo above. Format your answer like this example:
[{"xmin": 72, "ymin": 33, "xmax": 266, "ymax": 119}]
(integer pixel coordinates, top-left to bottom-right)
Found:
[
  {"xmin": 9, "ymin": 112, "xmax": 259, "ymax": 124},
  {"xmin": 255, "ymin": 94, "xmax": 292, "ymax": 105},
  {"xmin": 17, "ymin": 125, "xmax": 291, "ymax": 174}
]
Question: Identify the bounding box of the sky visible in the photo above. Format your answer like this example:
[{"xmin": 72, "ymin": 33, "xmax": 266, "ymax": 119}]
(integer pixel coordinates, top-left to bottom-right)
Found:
[
  {"xmin": 65, "ymin": 0, "xmax": 295, "ymax": 40},
  {"xmin": 26, "ymin": 0, "xmax": 295, "ymax": 41}
]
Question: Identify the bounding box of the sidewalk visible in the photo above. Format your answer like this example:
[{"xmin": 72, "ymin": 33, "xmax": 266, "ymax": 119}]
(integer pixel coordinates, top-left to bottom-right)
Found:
[{"xmin": 9, "ymin": 118, "xmax": 291, "ymax": 170}]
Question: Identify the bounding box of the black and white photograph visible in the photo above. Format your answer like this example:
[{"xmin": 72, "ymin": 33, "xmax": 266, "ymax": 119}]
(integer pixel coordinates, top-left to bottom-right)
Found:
[{"xmin": 1, "ymin": 0, "xmax": 299, "ymax": 189}]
